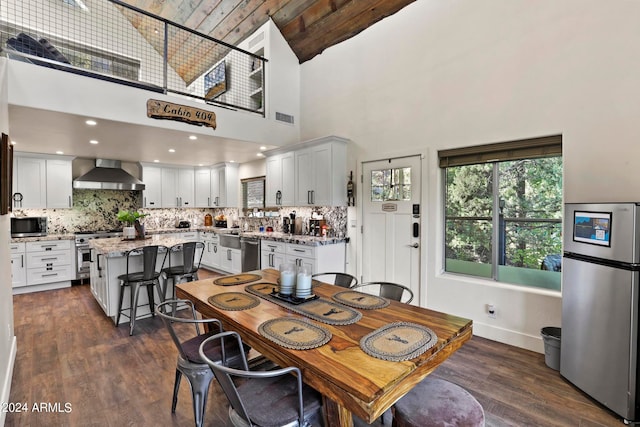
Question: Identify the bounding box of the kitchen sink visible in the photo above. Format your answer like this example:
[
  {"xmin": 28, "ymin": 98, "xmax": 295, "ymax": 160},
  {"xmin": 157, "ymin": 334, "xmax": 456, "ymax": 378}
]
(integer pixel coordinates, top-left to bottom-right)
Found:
[{"xmin": 219, "ymin": 233, "xmax": 241, "ymax": 249}]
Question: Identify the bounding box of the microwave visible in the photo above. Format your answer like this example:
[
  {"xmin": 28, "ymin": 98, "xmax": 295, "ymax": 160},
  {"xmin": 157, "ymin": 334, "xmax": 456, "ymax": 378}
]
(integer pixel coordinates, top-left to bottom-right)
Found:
[{"xmin": 11, "ymin": 217, "xmax": 47, "ymax": 237}]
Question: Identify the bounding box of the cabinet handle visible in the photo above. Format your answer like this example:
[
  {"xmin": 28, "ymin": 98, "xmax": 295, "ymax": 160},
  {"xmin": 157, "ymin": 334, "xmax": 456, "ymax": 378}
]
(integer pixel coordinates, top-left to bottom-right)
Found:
[
  {"xmin": 276, "ymin": 190, "xmax": 282, "ymax": 205},
  {"xmin": 214, "ymin": 245, "xmax": 217, "ymax": 254},
  {"xmin": 42, "ymin": 273, "xmax": 58, "ymax": 277},
  {"xmin": 69, "ymin": 195, "xmax": 72, "ymax": 207},
  {"xmin": 215, "ymin": 196, "xmax": 219, "ymax": 206},
  {"xmin": 176, "ymin": 197, "xmax": 179, "ymax": 206},
  {"xmin": 41, "ymin": 257, "xmax": 58, "ymax": 261},
  {"xmin": 21, "ymin": 255, "xmax": 24, "ymax": 268},
  {"xmin": 311, "ymin": 190, "xmax": 315, "ymax": 204},
  {"xmin": 307, "ymin": 190, "xmax": 311, "ymax": 204},
  {"xmin": 227, "ymin": 249, "xmax": 231, "ymax": 260},
  {"xmin": 97, "ymin": 254, "xmax": 102, "ymax": 278},
  {"xmin": 293, "ymin": 249, "xmax": 305, "ymax": 253},
  {"xmin": 144, "ymin": 197, "xmax": 146, "ymax": 206},
  {"xmin": 208, "ymin": 197, "xmax": 210, "ymax": 206}
]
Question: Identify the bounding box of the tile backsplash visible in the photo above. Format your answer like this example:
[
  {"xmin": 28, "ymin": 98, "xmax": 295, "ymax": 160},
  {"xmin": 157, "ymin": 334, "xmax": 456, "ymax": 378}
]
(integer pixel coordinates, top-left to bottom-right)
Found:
[{"xmin": 12, "ymin": 189, "xmax": 347, "ymax": 236}]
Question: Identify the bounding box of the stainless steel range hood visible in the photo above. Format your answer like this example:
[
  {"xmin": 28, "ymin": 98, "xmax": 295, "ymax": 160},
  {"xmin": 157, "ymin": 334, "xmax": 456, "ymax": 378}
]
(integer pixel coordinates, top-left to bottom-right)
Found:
[{"xmin": 73, "ymin": 159, "xmax": 145, "ymax": 190}]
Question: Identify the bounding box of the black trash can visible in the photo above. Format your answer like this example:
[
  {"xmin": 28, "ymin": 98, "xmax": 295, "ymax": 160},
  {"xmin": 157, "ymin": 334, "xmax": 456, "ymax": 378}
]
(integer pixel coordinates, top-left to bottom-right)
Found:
[{"xmin": 541, "ymin": 327, "xmax": 561, "ymax": 370}]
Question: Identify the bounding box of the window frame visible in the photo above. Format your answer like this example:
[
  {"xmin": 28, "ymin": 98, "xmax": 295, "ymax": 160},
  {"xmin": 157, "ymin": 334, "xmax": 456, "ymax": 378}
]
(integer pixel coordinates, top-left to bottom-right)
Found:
[{"xmin": 439, "ymin": 136, "xmax": 563, "ymax": 290}]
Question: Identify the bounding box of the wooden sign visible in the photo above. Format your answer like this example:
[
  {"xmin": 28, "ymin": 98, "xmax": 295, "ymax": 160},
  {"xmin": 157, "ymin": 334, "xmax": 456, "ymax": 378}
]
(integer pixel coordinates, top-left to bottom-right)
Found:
[{"xmin": 146, "ymin": 99, "xmax": 216, "ymax": 130}]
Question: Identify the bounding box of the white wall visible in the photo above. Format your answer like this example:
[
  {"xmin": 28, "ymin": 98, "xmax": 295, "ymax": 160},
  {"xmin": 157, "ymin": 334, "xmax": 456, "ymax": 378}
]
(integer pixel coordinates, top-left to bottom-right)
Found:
[
  {"xmin": 299, "ymin": 0, "xmax": 640, "ymax": 352},
  {"xmin": 0, "ymin": 57, "xmax": 16, "ymax": 427}
]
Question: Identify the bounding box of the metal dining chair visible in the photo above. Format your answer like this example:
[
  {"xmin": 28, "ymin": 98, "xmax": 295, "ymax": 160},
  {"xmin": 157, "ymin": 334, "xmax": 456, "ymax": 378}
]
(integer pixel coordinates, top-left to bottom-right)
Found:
[
  {"xmin": 311, "ymin": 272, "xmax": 358, "ymax": 288},
  {"xmin": 199, "ymin": 331, "xmax": 324, "ymax": 427},
  {"xmin": 156, "ymin": 299, "xmax": 249, "ymax": 427},
  {"xmin": 350, "ymin": 282, "xmax": 414, "ymax": 304},
  {"xmin": 162, "ymin": 241, "xmax": 205, "ymax": 301},
  {"xmin": 115, "ymin": 244, "xmax": 168, "ymax": 335}
]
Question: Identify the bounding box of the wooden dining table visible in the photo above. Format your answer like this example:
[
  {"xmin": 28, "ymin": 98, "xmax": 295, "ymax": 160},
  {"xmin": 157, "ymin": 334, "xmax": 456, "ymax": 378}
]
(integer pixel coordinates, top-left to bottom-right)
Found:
[{"xmin": 176, "ymin": 269, "xmax": 472, "ymax": 427}]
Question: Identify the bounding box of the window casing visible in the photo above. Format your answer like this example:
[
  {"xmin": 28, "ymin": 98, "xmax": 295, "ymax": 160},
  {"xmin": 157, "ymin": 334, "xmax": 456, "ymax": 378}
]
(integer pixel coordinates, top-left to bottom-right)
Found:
[{"xmin": 440, "ymin": 136, "xmax": 562, "ymax": 291}]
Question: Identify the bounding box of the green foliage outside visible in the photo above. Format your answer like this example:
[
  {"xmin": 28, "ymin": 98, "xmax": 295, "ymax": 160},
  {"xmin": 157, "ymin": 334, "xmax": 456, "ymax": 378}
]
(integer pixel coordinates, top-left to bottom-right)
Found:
[{"xmin": 445, "ymin": 157, "xmax": 562, "ymax": 271}]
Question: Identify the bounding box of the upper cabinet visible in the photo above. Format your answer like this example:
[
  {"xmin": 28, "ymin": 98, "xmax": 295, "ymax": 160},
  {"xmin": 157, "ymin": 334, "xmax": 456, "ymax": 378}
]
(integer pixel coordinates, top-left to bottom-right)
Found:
[
  {"xmin": 211, "ymin": 163, "xmax": 239, "ymax": 208},
  {"xmin": 13, "ymin": 153, "xmax": 73, "ymax": 209},
  {"xmin": 266, "ymin": 136, "xmax": 348, "ymax": 207},
  {"xmin": 265, "ymin": 151, "xmax": 295, "ymax": 207},
  {"xmin": 142, "ymin": 165, "xmax": 162, "ymax": 208},
  {"xmin": 142, "ymin": 163, "xmax": 238, "ymax": 208},
  {"xmin": 161, "ymin": 167, "xmax": 194, "ymax": 208},
  {"xmin": 141, "ymin": 164, "xmax": 194, "ymax": 208}
]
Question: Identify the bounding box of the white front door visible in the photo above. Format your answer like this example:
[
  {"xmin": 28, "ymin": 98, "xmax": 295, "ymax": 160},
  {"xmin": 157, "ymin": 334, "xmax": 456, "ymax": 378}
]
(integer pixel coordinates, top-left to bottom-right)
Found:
[{"xmin": 362, "ymin": 156, "xmax": 422, "ymax": 304}]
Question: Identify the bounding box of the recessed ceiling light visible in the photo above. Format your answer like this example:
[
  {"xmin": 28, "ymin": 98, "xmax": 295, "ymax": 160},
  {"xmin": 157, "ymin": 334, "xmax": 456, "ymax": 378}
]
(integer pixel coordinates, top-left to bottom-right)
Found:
[
  {"xmin": 229, "ymin": 160, "xmax": 236, "ymax": 163},
  {"xmin": 260, "ymin": 146, "xmax": 267, "ymax": 150},
  {"xmin": 198, "ymin": 163, "xmax": 204, "ymax": 167},
  {"xmin": 89, "ymin": 139, "xmax": 99, "ymax": 144},
  {"xmin": 10, "ymin": 140, "xmax": 16, "ymax": 145},
  {"xmin": 85, "ymin": 120, "xmax": 97, "ymax": 126},
  {"xmin": 169, "ymin": 149, "xmax": 176, "ymax": 153},
  {"xmin": 153, "ymin": 159, "xmax": 160, "ymax": 163},
  {"xmin": 56, "ymin": 151, "xmax": 64, "ymax": 155},
  {"xmin": 189, "ymin": 135, "xmax": 197, "ymax": 140},
  {"xmin": 257, "ymin": 153, "xmax": 264, "ymax": 157}
]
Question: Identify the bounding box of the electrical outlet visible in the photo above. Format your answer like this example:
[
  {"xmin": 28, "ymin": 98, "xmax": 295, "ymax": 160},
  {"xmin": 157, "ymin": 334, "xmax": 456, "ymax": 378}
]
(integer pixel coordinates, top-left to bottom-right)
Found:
[{"xmin": 487, "ymin": 304, "xmax": 497, "ymax": 319}]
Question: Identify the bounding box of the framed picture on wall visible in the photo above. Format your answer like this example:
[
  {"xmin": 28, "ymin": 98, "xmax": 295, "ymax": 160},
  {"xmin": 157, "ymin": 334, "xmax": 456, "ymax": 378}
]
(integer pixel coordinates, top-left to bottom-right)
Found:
[{"xmin": 0, "ymin": 133, "xmax": 13, "ymax": 214}]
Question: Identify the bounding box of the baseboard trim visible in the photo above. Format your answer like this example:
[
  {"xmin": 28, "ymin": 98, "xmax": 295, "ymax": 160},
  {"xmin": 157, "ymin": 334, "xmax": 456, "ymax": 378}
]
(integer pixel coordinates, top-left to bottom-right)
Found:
[
  {"xmin": 0, "ymin": 335, "xmax": 17, "ymax": 427},
  {"xmin": 473, "ymin": 322, "xmax": 544, "ymax": 354}
]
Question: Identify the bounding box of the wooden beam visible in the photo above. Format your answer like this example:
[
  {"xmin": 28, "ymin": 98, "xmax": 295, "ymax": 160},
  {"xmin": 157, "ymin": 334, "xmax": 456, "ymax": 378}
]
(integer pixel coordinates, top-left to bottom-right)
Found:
[
  {"xmin": 279, "ymin": 0, "xmax": 350, "ymax": 42},
  {"xmin": 291, "ymin": 0, "xmax": 416, "ymax": 62},
  {"xmin": 270, "ymin": 0, "xmax": 317, "ymax": 27}
]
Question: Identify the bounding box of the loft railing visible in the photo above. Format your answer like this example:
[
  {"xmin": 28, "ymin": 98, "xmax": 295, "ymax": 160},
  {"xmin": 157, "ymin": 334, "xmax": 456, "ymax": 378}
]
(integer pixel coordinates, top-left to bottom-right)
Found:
[{"xmin": 0, "ymin": 0, "xmax": 266, "ymax": 116}]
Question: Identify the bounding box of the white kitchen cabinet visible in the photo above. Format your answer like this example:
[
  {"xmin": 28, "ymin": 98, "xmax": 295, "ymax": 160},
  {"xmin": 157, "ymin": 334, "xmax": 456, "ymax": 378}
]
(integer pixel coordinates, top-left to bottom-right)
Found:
[
  {"xmin": 90, "ymin": 249, "xmax": 108, "ymax": 313},
  {"xmin": 201, "ymin": 232, "xmax": 221, "ymax": 270},
  {"xmin": 219, "ymin": 247, "xmax": 241, "ymax": 274},
  {"xmin": 13, "ymin": 154, "xmax": 74, "ymax": 209},
  {"xmin": 194, "ymin": 168, "xmax": 212, "ymax": 207},
  {"xmin": 162, "ymin": 167, "xmax": 195, "ymax": 207},
  {"xmin": 260, "ymin": 240, "xmax": 346, "ymax": 275},
  {"xmin": 142, "ymin": 165, "xmax": 162, "ymax": 208},
  {"xmin": 265, "ymin": 151, "xmax": 294, "ymax": 207},
  {"xmin": 19, "ymin": 240, "xmax": 73, "ymax": 290},
  {"xmin": 13, "ymin": 155, "xmax": 46, "ymax": 208},
  {"xmin": 46, "ymin": 158, "xmax": 73, "ymax": 208},
  {"xmin": 261, "ymin": 240, "xmax": 286, "ymax": 269},
  {"xmin": 295, "ymin": 140, "xmax": 347, "ymax": 206},
  {"xmin": 10, "ymin": 243, "xmax": 27, "ymax": 288},
  {"xmin": 211, "ymin": 163, "xmax": 239, "ymax": 208}
]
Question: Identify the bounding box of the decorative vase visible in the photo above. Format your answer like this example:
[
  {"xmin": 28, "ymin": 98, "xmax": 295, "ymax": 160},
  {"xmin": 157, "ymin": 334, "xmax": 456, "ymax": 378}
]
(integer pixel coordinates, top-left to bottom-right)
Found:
[
  {"xmin": 134, "ymin": 220, "xmax": 145, "ymax": 238},
  {"xmin": 123, "ymin": 226, "xmax": 136, "ymax": 240}
]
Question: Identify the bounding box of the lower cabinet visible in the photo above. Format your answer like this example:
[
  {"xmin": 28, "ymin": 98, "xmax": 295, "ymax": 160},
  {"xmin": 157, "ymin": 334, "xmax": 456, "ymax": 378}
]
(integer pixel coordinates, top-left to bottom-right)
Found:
[
  {"xmin": 10, "ymin": 243, "xmax": 27, "ymax": 288},
  {"xmin": 261, "ymin": 241, "xmax": 346, "ymax": 275},
  {"xmin": 12, "ymin": 239, "xmax": 73, "ymax": 293},
  {"xmin": 220, "ymin": 247, "xmax": 241, "ymax": 274}
]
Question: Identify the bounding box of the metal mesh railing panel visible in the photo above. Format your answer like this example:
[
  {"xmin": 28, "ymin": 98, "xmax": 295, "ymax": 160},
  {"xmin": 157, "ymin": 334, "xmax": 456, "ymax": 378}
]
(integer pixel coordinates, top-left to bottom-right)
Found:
[{"xmin": 0, "ymin": 0, "xmax": 265, "ymax": 115}]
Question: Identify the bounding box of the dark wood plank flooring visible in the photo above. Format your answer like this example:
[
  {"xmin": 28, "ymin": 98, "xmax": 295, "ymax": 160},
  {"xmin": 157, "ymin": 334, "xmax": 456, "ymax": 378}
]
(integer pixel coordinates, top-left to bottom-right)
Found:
[{"xmin": 6, "ymin": 270, "xmax": 622, "ymax": 427}]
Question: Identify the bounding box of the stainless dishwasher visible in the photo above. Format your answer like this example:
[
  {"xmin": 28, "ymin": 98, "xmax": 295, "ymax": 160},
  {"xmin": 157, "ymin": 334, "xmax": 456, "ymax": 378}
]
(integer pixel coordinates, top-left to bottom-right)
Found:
[{"xmin": 240, "ymin": 236, "xmax": 260, "ymax": 271}]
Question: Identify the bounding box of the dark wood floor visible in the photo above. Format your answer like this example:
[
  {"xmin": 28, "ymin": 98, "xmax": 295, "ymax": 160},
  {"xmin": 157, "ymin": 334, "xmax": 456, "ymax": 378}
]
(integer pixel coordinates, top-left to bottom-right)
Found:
[{"xmin": 6, "ymin": 270, "xmax": 622, "ymax": 427}]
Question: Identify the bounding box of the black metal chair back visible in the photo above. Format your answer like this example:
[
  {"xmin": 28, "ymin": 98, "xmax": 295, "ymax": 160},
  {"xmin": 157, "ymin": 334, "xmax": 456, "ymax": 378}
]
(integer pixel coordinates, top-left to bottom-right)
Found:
[
  {"xmin": 312, "ymin": 272, "xmax": 358, "ymax": 288},
  {"xmin": 351, "ymin": 282, "xmax": 414, "ymax": 304}
]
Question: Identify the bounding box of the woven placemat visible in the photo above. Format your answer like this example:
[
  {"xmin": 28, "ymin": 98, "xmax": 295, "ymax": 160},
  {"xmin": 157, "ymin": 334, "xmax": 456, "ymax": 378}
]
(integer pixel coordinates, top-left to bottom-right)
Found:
[
  {"xmin": 246, "ymin": 283, "xmax": 362, "ymax": 325},
  {"xmin": 207, "ymin": 292, "xmax": 260, "ymax": 311},
  {"xmin": 213, "ymin": 273, "xmax": 262, "ymax": 286},
  {"xmin": 360, "ymin": 322, "xmax": 438, "ymax": 362},
  {"xmin": 332, "ymin": 290, "xmax": 390, "ymax": 310},
  {"xmin": 258, "ymin": 318, "xmax": 331, "ymax": 350}
]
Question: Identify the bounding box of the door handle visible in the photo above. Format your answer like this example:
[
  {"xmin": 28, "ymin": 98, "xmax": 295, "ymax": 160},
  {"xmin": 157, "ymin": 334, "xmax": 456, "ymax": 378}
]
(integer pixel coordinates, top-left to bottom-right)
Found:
[{"xmin": 407, "ymin": 243, "xmax": 419, "ymax": 248}]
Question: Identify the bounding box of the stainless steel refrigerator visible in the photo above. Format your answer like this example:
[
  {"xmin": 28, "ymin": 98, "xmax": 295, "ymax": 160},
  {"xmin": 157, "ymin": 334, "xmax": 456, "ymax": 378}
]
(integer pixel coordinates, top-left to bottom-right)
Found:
[{"xmin": 562, "ymin": 202, "xmax": 640, "ymax": 422}]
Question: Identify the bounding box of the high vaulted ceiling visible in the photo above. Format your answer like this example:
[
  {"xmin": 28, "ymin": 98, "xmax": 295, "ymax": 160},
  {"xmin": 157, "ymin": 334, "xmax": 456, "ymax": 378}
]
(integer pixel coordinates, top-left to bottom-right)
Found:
[{"xmin": 121, "ymin": 0, "xmax": 416, "ymax": 63}]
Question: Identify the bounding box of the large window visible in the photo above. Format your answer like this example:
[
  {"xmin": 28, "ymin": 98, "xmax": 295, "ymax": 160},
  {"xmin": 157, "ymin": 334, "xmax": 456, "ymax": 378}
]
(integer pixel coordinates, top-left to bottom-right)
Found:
[{"xmin": 440, "ymin": 136, "xmax": 562, "ymax": 291}]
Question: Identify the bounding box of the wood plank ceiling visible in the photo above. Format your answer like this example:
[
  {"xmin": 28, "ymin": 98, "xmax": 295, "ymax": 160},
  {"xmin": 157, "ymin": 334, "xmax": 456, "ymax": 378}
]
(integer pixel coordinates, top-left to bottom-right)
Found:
[{"xmin": 119, "ymin": 0, "xmax": 415, "ymax": 85}]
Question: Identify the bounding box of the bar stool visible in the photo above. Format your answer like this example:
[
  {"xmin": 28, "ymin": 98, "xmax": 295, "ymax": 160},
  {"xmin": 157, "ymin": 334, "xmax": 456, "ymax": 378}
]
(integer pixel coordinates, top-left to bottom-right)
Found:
[
  {"xmin": 162, "ymin": 241, "xmax": 205, "ymax": 302},
  {"xmin": 116, "ymin": 245, "xmax": 168, "ymax": 335},
  {"xmin": 392, "ymin": 377, "xmax": 485, "ymax": 427}
]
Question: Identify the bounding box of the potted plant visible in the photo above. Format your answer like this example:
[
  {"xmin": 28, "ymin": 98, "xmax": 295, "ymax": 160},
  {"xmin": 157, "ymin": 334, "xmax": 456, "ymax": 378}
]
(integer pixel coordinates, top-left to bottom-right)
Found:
[{"xmin": 117, "ymin": 210, "xmax": 148, "ymax": 239}]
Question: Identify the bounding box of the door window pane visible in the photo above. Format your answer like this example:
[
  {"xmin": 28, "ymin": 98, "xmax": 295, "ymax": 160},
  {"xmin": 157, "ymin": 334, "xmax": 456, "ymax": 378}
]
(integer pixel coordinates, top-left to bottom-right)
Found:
[{"xmin": 370, "ymin": 167, "xmax": 411, "ymax": 201}]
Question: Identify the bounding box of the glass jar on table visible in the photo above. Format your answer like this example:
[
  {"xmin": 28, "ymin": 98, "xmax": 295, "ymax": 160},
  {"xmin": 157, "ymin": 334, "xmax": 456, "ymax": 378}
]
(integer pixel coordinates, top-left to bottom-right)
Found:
[
  {"xmin": 279, "ymin": 262, "xmax": 296, "ymax": 296},
  {"xmin": 296, "ymin": 265, "xmax": 312, "ymax": 298}
]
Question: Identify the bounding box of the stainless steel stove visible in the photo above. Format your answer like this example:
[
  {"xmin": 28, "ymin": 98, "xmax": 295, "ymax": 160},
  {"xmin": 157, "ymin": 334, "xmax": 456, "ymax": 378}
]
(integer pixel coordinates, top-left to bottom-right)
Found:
[{"xmin": 75, "ymin": 230, "xmax": 122, "ymax": 280}]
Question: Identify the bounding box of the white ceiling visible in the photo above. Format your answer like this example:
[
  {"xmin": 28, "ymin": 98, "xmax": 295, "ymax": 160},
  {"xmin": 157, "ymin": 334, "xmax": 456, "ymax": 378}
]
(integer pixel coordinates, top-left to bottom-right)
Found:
[{"xmin": 8, "ymin": 105, "xmax": 276, "ymax": 167}]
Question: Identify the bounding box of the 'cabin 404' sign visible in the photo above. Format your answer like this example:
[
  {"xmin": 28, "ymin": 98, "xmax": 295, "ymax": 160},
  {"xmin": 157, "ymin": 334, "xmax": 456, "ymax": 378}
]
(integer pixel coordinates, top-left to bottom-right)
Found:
[{"xmin": 147, "ymin": 99, "xmax": 216, "ymax": 130}]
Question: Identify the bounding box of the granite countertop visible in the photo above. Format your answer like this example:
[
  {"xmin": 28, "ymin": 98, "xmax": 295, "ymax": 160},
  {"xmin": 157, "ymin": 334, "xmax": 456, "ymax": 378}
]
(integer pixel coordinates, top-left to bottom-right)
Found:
[
  {"xmin": 241, "ymin": 231, "xmax": 346, "ymax": 246},
  {"xmin": 10, "ymin": 234, "xmax": 75, "ymax": 243},
  {"xmin": 89, "ymin": 235, "xmax": 196, "ymax": 258}
]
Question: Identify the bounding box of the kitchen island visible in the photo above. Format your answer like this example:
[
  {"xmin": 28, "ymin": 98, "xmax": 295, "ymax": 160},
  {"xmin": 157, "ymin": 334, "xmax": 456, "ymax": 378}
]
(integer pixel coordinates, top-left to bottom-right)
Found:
[{"xmin": 88, "ymin": 234, "xmax": 198, "ymax": 324}]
